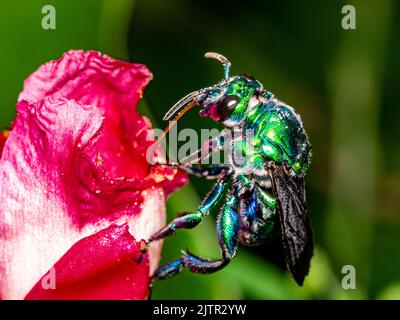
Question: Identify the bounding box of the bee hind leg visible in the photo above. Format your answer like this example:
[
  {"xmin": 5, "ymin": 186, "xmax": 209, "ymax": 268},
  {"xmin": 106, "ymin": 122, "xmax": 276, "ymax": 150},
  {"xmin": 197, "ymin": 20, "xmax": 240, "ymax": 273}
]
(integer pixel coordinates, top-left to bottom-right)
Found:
[{"xmin": 151, "ymin": 253, "xmax": 230, "ymax": 282}]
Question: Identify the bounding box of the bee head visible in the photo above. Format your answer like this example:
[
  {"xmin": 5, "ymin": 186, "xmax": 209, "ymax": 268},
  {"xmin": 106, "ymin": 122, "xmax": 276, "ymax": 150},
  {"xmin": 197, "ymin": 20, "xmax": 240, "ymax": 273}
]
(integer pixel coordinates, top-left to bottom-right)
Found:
[
  {"xmin": 159, "ymin": 53, "xmax": 263, "ymax": 142},
  {"xmin": 197, "ymin": 74, "xmax": 262, "ymax": 125}
]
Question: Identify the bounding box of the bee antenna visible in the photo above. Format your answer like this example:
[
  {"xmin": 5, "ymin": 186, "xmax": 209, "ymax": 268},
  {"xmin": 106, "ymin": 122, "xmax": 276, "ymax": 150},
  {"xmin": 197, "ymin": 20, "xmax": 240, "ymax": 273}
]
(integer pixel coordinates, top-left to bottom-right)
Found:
[{"xmin": 205, "ymin": 52, "xmax": 231, "ymax": 80}]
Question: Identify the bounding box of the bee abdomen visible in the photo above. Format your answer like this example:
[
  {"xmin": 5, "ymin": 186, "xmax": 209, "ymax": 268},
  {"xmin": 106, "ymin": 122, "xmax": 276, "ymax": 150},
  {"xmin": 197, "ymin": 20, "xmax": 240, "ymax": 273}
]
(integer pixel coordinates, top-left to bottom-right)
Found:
[{"xmin": 238, "ymin": 187, "xmax": 278, "ymax": 246}]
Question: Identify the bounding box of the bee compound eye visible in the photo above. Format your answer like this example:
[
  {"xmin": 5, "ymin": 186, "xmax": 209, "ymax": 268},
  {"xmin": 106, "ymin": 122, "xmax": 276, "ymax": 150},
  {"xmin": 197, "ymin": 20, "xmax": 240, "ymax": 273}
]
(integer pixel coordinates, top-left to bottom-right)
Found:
[{"xmin": 217, "ymin": 95, "xmax": 240, "ymax": 120}]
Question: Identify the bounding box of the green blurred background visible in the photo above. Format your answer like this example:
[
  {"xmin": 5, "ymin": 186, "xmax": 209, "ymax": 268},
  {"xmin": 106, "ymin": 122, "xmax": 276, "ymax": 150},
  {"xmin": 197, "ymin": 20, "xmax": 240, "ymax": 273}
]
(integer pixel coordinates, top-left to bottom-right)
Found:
[{"xmin": 1, "ymin": 0, "xmax": 399, "ymax": 299}]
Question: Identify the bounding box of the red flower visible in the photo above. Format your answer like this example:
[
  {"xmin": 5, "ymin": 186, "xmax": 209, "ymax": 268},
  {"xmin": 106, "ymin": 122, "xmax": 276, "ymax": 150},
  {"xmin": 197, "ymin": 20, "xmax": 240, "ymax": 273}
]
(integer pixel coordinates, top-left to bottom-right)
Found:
[{"xmin": 0, "ymin": 50, "xmax": 187, "ymax": 300}]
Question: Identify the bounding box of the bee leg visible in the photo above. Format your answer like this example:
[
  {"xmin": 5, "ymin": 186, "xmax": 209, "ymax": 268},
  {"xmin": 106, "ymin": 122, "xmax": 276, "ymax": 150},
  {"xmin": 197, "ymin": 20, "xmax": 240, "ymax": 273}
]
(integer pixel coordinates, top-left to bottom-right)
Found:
[
  {"xmin": 180, "ymin": 130, "xmax": 230, "ymax": 164},
  {"xmin": 149, "ymin": 177, "xmax": 227, "ymax": 242},
  {"xmin": 183, "ymin": 165, "xmax": 230, "ymax": 179},
  {"xmin": 156, "ymin": 161, "xmax": 230, "ymax": 179},
  {"xmin": 152, "ymin": 253, "xmax": 230, "ymax": 282},
  {"xmin": 216, "ymin": 193, "xmax": 240, "ymax": 260},
  {"xmin": 152, "ymin": 193, "xmax": 239, "ymax": 281},
  {"xmin": 151, "ymin": 259, "xmax": 184, "ymax": 282},
  {"xmin": 151, "ymin": 252, "xmax": 230, "ymax": 282}
]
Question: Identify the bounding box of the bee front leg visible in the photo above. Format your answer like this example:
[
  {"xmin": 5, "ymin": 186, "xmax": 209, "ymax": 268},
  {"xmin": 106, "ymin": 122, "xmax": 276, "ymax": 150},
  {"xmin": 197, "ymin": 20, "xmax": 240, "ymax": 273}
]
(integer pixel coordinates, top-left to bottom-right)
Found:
[
  {"xmin": 154, "ymin": 129, "xmax": 232, "ymax": 178},
  {"xmin": 180, "ymin": 129, "xmax": 231, "ymax": 165},
  {"xmin": 156, "ymin": 161, "xmax": 230, "ymax": 179}
]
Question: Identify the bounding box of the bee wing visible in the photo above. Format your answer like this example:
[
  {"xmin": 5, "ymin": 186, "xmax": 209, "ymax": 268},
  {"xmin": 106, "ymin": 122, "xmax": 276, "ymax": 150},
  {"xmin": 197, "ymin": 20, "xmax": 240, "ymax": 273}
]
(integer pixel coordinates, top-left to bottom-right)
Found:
[{"xmin": 268, "ymin": 164, "xmax": 313, "ymax": 285}]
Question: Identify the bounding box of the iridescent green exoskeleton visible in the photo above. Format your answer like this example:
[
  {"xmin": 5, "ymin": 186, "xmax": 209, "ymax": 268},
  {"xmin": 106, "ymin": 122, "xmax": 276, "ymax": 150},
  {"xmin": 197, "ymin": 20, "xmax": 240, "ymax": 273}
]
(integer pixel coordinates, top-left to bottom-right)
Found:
[{"xmin": 149, "ymin": 52, "xmax": 313, "ymax": 286}]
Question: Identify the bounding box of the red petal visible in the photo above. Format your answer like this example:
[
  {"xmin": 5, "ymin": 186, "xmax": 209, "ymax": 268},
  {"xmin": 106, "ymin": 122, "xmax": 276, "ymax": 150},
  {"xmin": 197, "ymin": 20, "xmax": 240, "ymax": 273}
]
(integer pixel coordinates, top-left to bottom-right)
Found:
[
  {"xmin": 0, "ymin": 96, "xmax": 166, "ymax": 299},
  {"xmin": 18, "ymin": 50, "xmax": 154, "ymax": 181},
  {"xmin": 0, "ymin": 130, "xmax": 8, "ymax": 158},
  {"xmin": 25, "ymin": 224, "xmax": 149, "ymax": 300},
  {"xmin": 0, "ymin": 50, "xmax": 186, "ymax": 299}
]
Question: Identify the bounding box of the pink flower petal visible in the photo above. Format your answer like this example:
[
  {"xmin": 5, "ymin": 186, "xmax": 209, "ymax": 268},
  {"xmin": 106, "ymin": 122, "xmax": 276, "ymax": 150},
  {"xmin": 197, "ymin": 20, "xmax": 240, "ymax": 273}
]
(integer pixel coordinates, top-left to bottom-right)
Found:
[
  {"xmin": 18, "ymin": 50, "xmax": 153, "ymax": 183},
  {"xmin": 25, "ymin": 224, "xmax": 149, "ymax": 300},
  {"xmin": 0, "ymin": 131, "xmax": 7, "ymax": 158},
  {"xmin": 0, "ymin": 51, "xmax": 187, "ymax": 300}
]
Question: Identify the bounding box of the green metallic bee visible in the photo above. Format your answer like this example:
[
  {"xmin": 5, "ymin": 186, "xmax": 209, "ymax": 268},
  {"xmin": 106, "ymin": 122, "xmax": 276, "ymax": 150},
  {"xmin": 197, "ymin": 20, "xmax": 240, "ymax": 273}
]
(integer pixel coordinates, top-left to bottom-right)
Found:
[{"xmin": 149, "ymin": 52, "xmax": 313, "ymax": 285}]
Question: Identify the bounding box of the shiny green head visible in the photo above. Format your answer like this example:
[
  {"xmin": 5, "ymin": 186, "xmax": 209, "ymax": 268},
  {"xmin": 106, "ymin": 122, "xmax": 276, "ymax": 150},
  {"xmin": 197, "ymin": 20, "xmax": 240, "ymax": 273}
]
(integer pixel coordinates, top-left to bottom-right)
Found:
[
  {"xmin": 162, "ymin": 52, "xmax": 264, "ymax": 127},
  {"xmin": 198, "ymin": 75, "xmax": 262, "ymax": 126}
]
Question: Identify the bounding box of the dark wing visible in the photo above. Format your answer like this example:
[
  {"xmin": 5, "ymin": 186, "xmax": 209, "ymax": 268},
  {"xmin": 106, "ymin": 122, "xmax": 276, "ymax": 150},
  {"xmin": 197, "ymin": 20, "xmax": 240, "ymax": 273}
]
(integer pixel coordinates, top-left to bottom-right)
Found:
[{"xmin": 268, "ymin": 164, "xmax": 313, "ymax": 285}]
